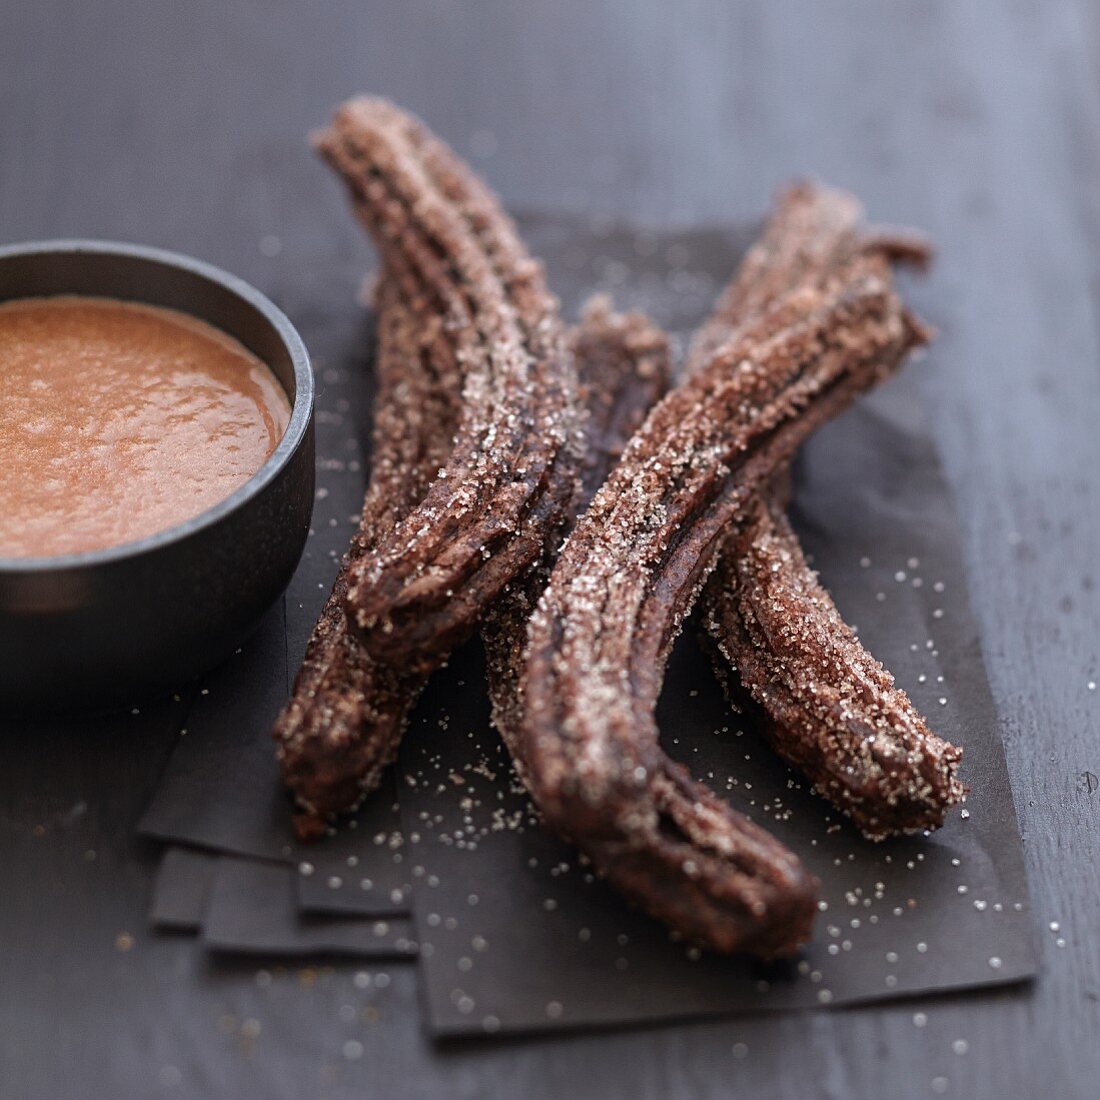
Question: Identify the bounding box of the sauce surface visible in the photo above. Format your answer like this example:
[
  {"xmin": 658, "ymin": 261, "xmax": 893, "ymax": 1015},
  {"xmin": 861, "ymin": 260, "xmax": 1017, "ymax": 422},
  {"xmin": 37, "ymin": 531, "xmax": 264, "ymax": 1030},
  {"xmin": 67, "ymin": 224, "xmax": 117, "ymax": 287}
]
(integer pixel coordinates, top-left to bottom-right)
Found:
[{"xmin": 0, "ymin": 295, "xmax": 291, "ymax": 558}]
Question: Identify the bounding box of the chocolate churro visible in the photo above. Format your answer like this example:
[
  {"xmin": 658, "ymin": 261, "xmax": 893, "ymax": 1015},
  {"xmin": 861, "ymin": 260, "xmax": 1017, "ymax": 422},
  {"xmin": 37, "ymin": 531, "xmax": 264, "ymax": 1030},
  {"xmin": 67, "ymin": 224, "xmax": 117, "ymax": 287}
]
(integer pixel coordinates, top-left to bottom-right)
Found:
[
  {"xmin": 276, "ymin": 98, "xmax": 581, "ymax": 832},
  {"xmin": 520, "ymin": 252, "xmax": 924, "ymax": 955},
  {"xmin": 487, "ymin": 298, "xmax": 820, "ymax": 958},
  {"xmin": 484, "ymin": 296, "xmax": 671, "ymax": 775},
  {"xmin": 273, "ymin": 275, "xmax": 463, "ymax": 835},
  {"xmin": 316, "ymin": 98, "xmax": 582, "ymax": 668},
  {"xmin": 704, "ymin": 494, "xmax": 966, "ymax": 839},
  {"xmin": 691, "ymin": 183, "xmax": 965, "ymax": 838},
  {"xmin": 283, "ymin": 96, "xmax": 959, "ymax": 959}
]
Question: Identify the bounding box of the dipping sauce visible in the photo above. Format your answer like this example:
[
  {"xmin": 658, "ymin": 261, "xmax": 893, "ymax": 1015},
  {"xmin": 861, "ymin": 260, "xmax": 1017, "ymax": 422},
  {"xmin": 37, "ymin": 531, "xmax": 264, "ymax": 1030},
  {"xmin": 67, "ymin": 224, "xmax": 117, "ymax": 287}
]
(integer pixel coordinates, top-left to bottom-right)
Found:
[{"xmin": 0, "ymin": 296, "xmax": 291, "ymax": 558}]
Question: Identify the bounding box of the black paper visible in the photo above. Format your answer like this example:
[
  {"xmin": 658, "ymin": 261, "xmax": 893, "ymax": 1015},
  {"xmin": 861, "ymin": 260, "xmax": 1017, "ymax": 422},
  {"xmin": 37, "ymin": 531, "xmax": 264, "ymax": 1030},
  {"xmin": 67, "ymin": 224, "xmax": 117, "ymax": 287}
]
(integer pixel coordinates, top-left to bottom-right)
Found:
[
  {"xmin": 296, "ymin": 869, "xmax": 411, "ymax": 917},
  {"xmin": 149, "ymin": 845, "xmax": 418, "ymax": 958},
  {"xmin": 137, "ymin": 630, "xmax": 410, "ymax": 913},
  {"xmin": 150, "ymin": 846, "xmax": 218, "ymax": 931},
  {"xmin": 137, "ymin": 216, "xmax": 1035, "ymax": 1037},
  {"xmin": 388, "ymin": 220, "xmax": 1037, "ymax": 1036},
  {"xmin": 202, "ymin": 856, "xmax": 417, "ymax": 959},
  {"xmin": 398, "ymin": 390, "xmax": 1034, "ymax": 1035}
]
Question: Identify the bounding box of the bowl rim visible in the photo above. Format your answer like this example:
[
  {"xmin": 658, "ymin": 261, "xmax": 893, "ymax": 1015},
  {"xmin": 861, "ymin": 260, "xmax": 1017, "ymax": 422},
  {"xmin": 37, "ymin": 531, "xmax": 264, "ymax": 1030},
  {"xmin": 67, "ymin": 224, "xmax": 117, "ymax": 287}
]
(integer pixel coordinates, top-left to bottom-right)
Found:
[{"xmin": 0, "ymin": 238, "xmax": 314, "ymax": 572}]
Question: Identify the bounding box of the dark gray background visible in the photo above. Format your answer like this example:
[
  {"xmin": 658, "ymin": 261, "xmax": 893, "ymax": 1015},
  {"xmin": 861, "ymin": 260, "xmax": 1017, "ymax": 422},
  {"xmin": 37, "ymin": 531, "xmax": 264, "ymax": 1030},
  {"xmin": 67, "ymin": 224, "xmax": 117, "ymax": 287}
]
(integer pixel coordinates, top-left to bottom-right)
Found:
[{"xmin": 1, "ymin": 1, "xmax": 1096, "ymax": 1096}]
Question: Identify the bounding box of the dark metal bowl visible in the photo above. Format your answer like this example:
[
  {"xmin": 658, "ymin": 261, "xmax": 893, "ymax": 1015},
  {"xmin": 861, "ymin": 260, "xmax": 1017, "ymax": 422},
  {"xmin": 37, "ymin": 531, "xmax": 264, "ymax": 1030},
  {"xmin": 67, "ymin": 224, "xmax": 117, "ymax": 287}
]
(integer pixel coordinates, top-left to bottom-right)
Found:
[{"xmin": 0, "ymin": 241, "xmax": 315, "ymax": 712}]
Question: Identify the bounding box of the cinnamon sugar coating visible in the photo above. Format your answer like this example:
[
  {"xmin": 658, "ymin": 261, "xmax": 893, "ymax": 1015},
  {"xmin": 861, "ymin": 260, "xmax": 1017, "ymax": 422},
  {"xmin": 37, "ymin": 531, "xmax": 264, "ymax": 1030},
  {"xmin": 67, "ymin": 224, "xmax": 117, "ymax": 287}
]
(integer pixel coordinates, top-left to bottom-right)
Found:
[
  {"xmin": 278, "ymin": 108, "xmax": 959, "ymax": 961},
  {"xmin": 276, "ymin": 96, "xmax": 581, "ymax": 831},
  {"xmin": 704, "ymin": 496, "xmax": 965, "ymax": 839},
  {"xmin": 272, "ymin": 274, "xmax": 462, "ymax": 830},
  {"xmin": 484, "ymin": 297, "xmax": 670, "ymax": 771},
  {"xmin": 692, "ymin": 183, "xmax": 966, "ymax": 838},
  {"xmin": 315, "ymin": 97, "xmax": 583, "ymax": 668},
  {"xmin": 487, "ymin": 298, "xmax": 820, "ymax": 958},
  {"xmin": 519, "ymin": 246, "xmax": 923, "ymax": 954}
]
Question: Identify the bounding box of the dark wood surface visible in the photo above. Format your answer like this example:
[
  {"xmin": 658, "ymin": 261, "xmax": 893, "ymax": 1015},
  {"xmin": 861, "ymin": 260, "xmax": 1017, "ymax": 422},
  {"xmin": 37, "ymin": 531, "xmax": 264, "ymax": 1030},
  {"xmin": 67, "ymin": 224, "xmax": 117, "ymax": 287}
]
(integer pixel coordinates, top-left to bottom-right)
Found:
[{"xmin": 2, "ymin": 1, "xmax": 1098, "ymax": 1096}]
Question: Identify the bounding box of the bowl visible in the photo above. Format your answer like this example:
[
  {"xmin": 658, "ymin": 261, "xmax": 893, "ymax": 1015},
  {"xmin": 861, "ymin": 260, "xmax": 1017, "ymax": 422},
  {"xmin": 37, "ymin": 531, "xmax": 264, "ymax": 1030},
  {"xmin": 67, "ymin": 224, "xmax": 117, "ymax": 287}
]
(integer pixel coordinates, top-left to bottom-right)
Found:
[{"xmin": 0, "ymin": 240, "xmax": 315, "ymax": 712}]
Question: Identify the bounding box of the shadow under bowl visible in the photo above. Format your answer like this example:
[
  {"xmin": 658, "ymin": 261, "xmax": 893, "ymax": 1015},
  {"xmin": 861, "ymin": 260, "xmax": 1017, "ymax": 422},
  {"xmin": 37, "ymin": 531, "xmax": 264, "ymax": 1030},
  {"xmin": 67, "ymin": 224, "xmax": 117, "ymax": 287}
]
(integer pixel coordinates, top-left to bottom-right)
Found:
[{"xmin": 0, "ymin": 240, "xmax": 315, "ymax": 713}]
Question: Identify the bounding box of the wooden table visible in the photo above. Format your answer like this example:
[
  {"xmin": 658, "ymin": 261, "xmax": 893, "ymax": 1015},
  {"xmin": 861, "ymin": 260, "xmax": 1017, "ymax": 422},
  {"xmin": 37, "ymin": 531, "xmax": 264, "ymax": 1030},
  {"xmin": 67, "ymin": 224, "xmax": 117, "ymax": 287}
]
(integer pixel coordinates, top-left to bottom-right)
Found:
[{"xmin": 1, "ymin": 2, "xmax": 1095, "ymax": 1095}]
